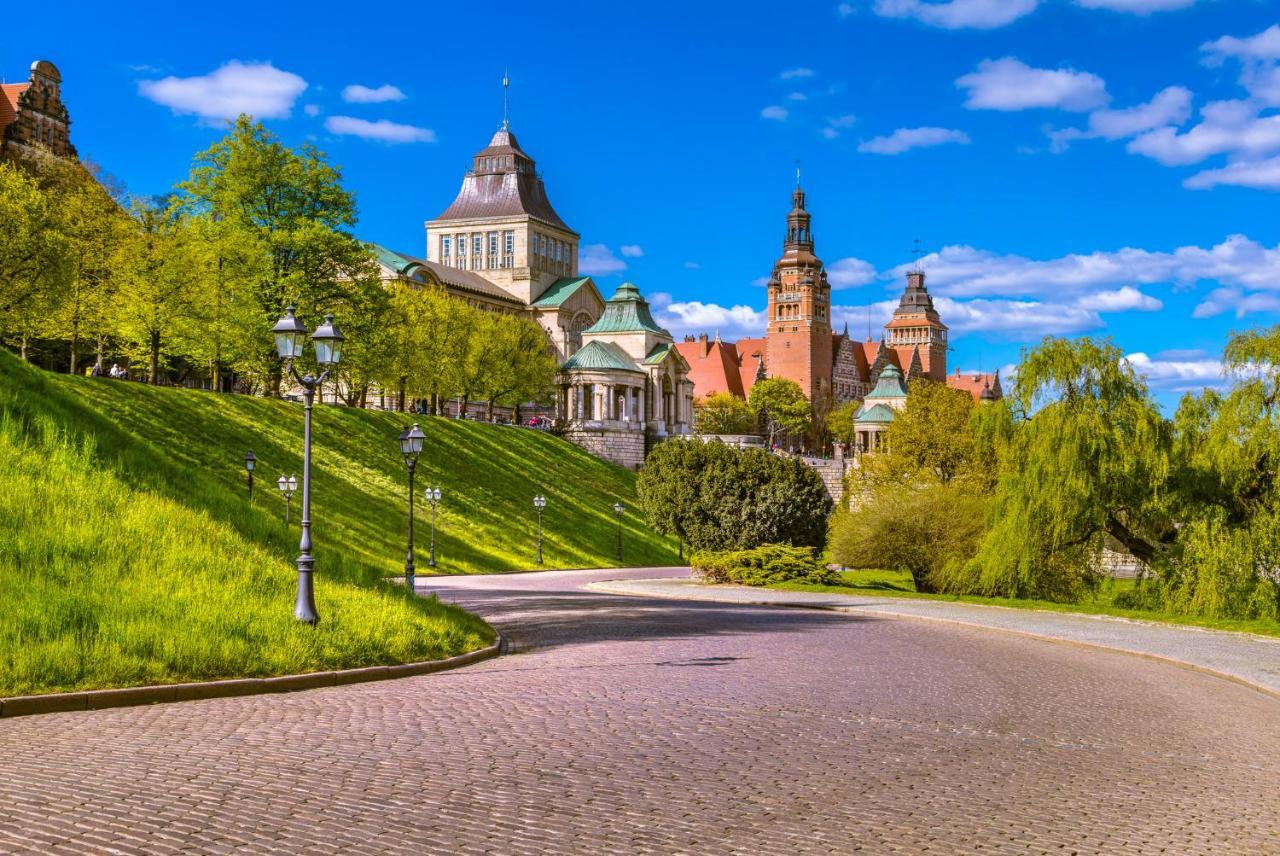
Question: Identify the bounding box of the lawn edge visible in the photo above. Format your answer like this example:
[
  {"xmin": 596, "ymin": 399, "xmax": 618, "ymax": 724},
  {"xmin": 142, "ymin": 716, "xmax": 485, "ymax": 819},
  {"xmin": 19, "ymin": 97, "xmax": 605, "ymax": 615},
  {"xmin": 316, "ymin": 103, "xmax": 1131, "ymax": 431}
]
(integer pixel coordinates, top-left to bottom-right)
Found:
[
  {"xmin": 587, "ymin": 580, "xmax": 1280, "ymax": 703},
  {"xmin": 0, "ymin": 634, "xmax": 503, "ymax": 719}
]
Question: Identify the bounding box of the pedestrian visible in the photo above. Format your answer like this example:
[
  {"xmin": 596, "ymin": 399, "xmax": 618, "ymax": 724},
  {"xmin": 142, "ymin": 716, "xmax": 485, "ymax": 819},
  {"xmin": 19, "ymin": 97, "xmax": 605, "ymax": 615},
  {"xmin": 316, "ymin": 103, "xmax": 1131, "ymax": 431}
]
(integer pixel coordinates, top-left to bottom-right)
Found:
[{"xmin": 89, "ymin": 362, "xmax": 103, "ymax": 378}]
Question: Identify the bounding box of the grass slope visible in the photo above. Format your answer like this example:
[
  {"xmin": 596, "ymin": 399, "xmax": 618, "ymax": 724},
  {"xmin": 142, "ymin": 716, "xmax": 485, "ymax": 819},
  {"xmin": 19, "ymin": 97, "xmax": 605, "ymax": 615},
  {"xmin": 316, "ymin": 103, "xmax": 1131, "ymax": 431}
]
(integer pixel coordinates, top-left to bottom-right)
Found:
[{"xmin": 0, "ymin": 353, "xmax": 677, "ymax": 695}]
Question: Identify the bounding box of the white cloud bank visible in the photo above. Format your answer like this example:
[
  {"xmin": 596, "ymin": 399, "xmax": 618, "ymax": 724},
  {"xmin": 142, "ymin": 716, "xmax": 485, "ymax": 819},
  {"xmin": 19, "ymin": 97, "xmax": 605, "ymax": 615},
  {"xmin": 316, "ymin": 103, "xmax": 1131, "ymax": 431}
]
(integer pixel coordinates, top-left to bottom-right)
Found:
[
  {"xmin": 1074, "ymin": 0, "xmax": 1197, "ymax": 12},
  {"xmin": 871, "ymin": 0, "xmax": 1039, "ymax": 29},
  {"xmin": 761, "ymin": 105, "xmax": 789, "ymax": 121},
  {"xmin": 324, "ymin": 116, "xmax": 435, "ymax": 143},
  {"xmin": 957, "ymin": 57, "xmax": 1109, "ymax": 112},
  {"xmin": 859, "ymin": 126, "xmax": 971, "ymax": 154},
  {"xmin": 1124, "ymin": 351, "xmax": 1226, "ymax": 392},
  {"xmin": 341, "ymin": 84, "xmax": 406, "ymax": 104},
  {"xmin": 139, "ymin": 61, "xmax": 307, "ymax": 122},
  {"xmin": 578, "ymin": 244, "xmax": 628, "ymax": 276}
]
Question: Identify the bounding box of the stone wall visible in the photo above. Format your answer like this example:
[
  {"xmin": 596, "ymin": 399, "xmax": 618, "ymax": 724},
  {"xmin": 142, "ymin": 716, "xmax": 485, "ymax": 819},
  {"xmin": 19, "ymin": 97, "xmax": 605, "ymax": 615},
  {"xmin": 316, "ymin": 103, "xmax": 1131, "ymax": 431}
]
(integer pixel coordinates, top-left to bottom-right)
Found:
[
  {"xmin": 565, "ymin": 427, "xmax": 646, "ymax": 470},
  {"xmin": 800, "ymin": 456, "xmax": 847, "ymax": 505}
]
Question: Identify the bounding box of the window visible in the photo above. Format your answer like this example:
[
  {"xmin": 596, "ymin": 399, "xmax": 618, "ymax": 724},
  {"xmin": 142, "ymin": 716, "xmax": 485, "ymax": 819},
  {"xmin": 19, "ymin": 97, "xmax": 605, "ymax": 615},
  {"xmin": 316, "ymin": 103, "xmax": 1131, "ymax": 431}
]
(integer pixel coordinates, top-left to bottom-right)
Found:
[
  {"xmin": 540, "ymin": 235, "xmax": 547, "ymax": 257},
  {"xmin": 441, "ymin": 236, "xmax": 451, "ymax": 260},
  {"xmin": 487, "ymin": 232, "xmax": 498, "ymax": 269},
  {"xmin": 473, "ymin": 234, "xmax": 483, "ymax": 256},
  {"xmin": 457, "ymin": 233, "xmax": 466, "ymax": 254},
  {"xmin": 503, "ymin": 230, "xmax": 514, "ymax": 268}
]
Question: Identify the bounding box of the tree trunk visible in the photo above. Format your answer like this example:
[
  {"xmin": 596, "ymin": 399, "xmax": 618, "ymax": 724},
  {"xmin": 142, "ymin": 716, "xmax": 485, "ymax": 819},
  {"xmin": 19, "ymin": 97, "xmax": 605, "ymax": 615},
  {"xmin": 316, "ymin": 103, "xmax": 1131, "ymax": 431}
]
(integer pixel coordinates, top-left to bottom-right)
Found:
[
  {"xmin": 1105, "ymin": 513, "xmax": 1158, "ymax": 566},
  {"xmin": 398, "ymin": 376, "xmax": 407, "ymax": 413},
  {"xmin": 267, "ymin": 353, "xmax": 283, "ymax": 398},
  {"xmin": 149, "ymin": 330, "xmax": 161, "ymax": 385},
  {"xmin": 19, "ymin": 335, "xmax": 29, "ymax": 362},
  {"xmin": 514, "ymin": 403, "xmax": 522, "ymax": 425},
  {"xmin": 69, "ymin": 341, "xmax": 78, "ymax": 376},
  {"xmin": 487, "ymin": 398, "xmax": 495, "ymax": 421}
]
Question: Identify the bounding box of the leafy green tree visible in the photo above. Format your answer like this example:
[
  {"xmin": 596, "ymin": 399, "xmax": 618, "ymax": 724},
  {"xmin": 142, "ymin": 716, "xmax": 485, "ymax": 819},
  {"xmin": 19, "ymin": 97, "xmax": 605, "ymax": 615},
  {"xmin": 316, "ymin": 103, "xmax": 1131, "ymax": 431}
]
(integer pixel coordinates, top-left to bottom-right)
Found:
[
  {"xmin": 479, "ymin": 313, "xmax": 557, "ymax": 420},
  {"xmin": 749, "ymin": 377, "xmax": 811, "ymax": 448},
  {"xmin": 0, "ymin": 160, "xmax": 67, "ymax": 360},
  {"xmin": 826, "ymin": 400, "xmax": 859, "ymax": 450},
  {"xmin": 861, "ymin": 379, "xmax": 994, "ymax": 489},
  {"xmin": 693, "ymin": 392, "xmax": 757, "ymax": 435}
]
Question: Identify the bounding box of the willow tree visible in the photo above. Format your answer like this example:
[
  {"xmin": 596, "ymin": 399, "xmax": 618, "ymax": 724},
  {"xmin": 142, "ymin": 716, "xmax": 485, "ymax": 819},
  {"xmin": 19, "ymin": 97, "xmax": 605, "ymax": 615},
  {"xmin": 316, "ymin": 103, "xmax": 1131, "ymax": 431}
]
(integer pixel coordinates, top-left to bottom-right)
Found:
[{"xmin": 953, "ymin": 337, "xmax": 1173, "ymax": 601}]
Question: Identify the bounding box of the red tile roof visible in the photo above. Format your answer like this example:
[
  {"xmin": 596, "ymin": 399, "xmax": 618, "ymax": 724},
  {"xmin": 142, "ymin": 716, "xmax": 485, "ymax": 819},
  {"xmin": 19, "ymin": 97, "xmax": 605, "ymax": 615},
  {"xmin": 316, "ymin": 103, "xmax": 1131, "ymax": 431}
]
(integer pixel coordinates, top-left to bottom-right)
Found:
[
  {"xmin": 675, "ymin": 338, "xmax": 745, "ymax": 399},
  {"xmin": 736, "ymin": 337, "xmax": 766, "ymax": 397},
  {"xmin": 0, "ymin": 83, "xmax": 28, "ymax": 139},
  {"xmin": 946, "ymin": 368, "xmax": 1003, "ymax": 401}
]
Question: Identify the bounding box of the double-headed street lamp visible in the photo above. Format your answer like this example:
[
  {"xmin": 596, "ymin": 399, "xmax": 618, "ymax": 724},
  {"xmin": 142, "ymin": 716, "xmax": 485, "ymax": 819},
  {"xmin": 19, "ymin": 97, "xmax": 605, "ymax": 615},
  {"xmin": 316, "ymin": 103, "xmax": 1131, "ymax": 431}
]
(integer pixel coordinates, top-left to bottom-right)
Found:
[
  {"xmin": 425, "ymin": 487, "xmax": 442, "ymax": 568},
  {"xmin": 533, "ymin": 494, "xmax": 547, "ymax": 565},
  {"xmin": 271, "ymin": 305, "xmax": 344, "ymax": 625},
  {"xmin": 277, "ymin": 473, "xmax": 298, "ymax": 524},
  {"xmin": 613, "ymin": 501, "xmax": 625, "ymax": 563},
  {"xmin": 244, "ymin": 450, "xmax": 256, "ymax": 500},
  {"xmin": 398, "ymin": 423, "xmax": 426, "ymax": 592}
]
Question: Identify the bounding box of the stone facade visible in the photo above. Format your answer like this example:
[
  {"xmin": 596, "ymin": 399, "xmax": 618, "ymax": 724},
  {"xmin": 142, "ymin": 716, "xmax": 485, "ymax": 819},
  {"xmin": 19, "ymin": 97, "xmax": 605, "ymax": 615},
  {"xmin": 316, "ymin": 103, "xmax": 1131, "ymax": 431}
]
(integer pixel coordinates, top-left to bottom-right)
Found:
[
  {"xmin": 1, "ymin": 60, "xmax": 75, "ymax": 161},
  {"xmin": 564, "ymin": 427, "xmax": 647, "ymax": 470}
]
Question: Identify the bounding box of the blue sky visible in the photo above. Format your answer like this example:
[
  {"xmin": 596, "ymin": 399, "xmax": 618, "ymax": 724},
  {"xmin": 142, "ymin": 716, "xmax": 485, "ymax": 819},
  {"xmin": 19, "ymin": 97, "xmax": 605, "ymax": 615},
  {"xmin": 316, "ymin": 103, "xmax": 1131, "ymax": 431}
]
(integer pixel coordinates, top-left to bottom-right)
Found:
[{"xmin": 8, "ymin": 0, "xmax": 1280, "ymax": 407}]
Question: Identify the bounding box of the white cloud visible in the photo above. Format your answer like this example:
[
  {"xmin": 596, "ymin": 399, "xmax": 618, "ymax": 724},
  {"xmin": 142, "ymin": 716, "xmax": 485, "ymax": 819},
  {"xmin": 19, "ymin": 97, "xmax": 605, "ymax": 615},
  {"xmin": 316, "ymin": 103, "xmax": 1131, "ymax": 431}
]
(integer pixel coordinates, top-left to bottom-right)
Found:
[
  {"xmin": 957, "ymin": 57, "xmax": 1109, "ymax": 112},
  {"xmin": 788, "ymin": 92, "xmax": 809, "ymax": 102},
  {"xmin": 655, "ymin": 301, "xmax": 766, "ymax": 340},
  {"xmin": 684, "ymin": 261, "xmax": 702, "ymax": 270},
  {"xmin": 821, "ymin": 114, "xmax": 857, "ymax": 139},
  {"xmin": 934, "ymin": 297, "xmax": 1103, "ymax": 335},
  {"xmin": 761, "ymin": 105, "xmax": 789, "ymax": 121},
  {"xmin": 781, "ymin": 68, "xmax": 816, "ymax": 80},
  {"xmin": 1185, "ymin": 156, "xmax": 1280, "ymax": 190},
  {"xmin": 872, "ymin": 0, "xmax": 1039, "ymax": 29},
  {"xmin": 1074, "ymin": 0, "xmax": 1197, "ymax": 12},
  {"xmin": 1129, "ymin": 99, "xmax": 1280, "ymax": 166},
  {"xmin": 1049, "ymin": 87, "xmax": 1193, "ymax": 151},
  {"xmin": 1123, "ymin": 352, "xmax": 1226, "ymax": 392},
  {"xmin": 1193, "ymin": 287, "xmax": 1280, "ymax": 319},
  {"xmin": 324, "ymin": 116, "xmax": 435, "ymax": 143},
  {"xmin": 828, "ymin": 257, "xmax": 878, "ymax": 289},
  {"xmin": 303, "ymin": 104, "xmax": 322, "ymax": 117},
  {"xmin": 578, "ymin": 244, "xmax": 628, "ymax": 276},
  {"xmin": 620, "ymin": 245, "xmax": 645, "ymax": 258},
  {"xmin": 1202, "ymin": 25, "xmax": 1280, "ymax": 63},
  {"xmin": 139, "ymin": 61, "xmax": 307, "ymax": 122},
  {"xmin": 837, "ymin": 2, "xmax": 855, "ymax": 16},
  {"xmin": 858, "ymin": 126, "xmax": 971, "ymax": 154},
  {"xmin": 341, "ymin": 83, "xmax": 406, "ymax": 104},
  {"xmin": 1074, "ymin": 286, "xmax": 1163, "ymax": 312}
]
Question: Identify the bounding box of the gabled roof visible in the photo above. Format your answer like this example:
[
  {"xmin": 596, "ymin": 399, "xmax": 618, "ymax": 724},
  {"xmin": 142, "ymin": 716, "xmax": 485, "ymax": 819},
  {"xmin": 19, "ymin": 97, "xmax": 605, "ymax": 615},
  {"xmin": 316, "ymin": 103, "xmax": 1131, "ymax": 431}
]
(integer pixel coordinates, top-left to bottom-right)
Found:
[
  {"xmin": 856, "ymin": 403, "xmax": 897, "ymax": 424},
  {"xmin": 561, "ymin": 340, "xmax": 643, "ymax": 374},
  {"xmin": 370, "ymin": 243, "xmax": 525, "ymax": 307},
  {"xmin": 585, "ymin": 282, "xmax": 670, "ymax": 336},
  {"xmin": 675, "ymin": 337, "xmax": 746, "ymax": 398},
  {"xmin": 0, "ymin": 83, "xmax": 28, "ymax": 138},
  {"xmin": 865, "ymin": 363, "xmax": 909, "ymax": 400},
  {"xmin": 643, "ymin": 343, "xmax": 688, "ymax": 370},
  {"xmin": 532, "ymin": 276, "xmax": 593, "ymax": 308},
  {"xmin": 947, "ymin": 369, "xmax": 1003, "ymax": 402}
]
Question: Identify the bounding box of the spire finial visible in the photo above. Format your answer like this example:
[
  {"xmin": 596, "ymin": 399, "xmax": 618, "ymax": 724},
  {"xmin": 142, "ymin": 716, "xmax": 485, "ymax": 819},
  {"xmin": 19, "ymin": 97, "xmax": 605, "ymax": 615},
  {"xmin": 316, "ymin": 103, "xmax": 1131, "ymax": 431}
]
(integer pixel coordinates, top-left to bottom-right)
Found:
[
  {"xmin": 907, "ymin": 237, "xmax": 925, "ymax": 273},
  {"xmin": 502, "ymin": 70, "xmax": 510, "ymax": 130},
  {"xmin": 795, "ymin": 159, "xmax": 801, "ymax": 188}
]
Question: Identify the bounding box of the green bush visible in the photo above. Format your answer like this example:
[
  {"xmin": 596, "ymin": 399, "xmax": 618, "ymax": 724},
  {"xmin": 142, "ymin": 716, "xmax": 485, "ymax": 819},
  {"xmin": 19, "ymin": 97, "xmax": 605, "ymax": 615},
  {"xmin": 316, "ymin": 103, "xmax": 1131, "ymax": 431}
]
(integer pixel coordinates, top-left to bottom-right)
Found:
[{"xmin": 690, "ymin": 544, "xmax": 839, "ymax": 587}]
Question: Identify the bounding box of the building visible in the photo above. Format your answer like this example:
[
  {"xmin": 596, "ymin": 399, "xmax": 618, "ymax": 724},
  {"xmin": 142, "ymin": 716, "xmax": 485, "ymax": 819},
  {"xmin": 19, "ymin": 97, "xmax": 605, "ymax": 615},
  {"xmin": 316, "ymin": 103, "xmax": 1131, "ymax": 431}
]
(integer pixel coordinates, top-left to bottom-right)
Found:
[
  {"xmin": 675, "ymin": 182, "xmax": 1000, "ymax": 413},
  {"xmin": 1, "ymin": 60, "xmax": 75, "ymax": 160},
  {"xmin": 555, "ymin": 282, "xmax": 694, "ymax": 469}
]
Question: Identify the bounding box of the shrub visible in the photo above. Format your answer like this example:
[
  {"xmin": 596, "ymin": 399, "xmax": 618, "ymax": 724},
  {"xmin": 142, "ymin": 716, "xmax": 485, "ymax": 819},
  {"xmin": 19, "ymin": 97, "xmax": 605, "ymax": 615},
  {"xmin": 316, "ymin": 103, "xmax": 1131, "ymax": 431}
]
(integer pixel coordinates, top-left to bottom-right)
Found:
[{"xmin": 690, "ymin": 544, "xmax": 839, "ymax": 587}]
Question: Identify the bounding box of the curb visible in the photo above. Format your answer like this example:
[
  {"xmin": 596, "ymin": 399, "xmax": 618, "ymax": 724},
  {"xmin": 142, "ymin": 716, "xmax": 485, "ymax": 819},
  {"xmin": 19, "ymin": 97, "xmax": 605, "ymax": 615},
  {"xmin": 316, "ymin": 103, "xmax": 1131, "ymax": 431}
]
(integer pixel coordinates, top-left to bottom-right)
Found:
[
  {"xmin": 0, "ymin": 634, "xmax": 502, "ymax": 719},
  {"xmin": 588, "ymin": 581, "xmax": 1280, "ymax": 703}
]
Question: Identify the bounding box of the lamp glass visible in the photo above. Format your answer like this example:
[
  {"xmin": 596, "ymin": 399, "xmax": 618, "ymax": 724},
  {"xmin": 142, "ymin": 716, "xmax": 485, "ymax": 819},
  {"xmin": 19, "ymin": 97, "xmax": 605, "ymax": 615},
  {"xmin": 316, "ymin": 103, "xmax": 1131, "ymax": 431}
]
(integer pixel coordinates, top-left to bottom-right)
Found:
[
  {"xmin": 244, "ymin": 451, "xmax": 256, "ymax": 472},
  {"xmin": 311, "ymin": 314, "xmax": 345, "ymax": 367},
  {"xmin": 271, "ymin": 306, "xmax": 308, "ymax": 360},
  {"xmin": 399, "ymin": 423, "xmax": 426, "ymax": 457},
  {"xmin": 287, "ymin": 475, "xmax": 298, "ymax": 492},
  {"xmin": 277, "ymin": 475, "xmax": 287, "ymax": 492}
]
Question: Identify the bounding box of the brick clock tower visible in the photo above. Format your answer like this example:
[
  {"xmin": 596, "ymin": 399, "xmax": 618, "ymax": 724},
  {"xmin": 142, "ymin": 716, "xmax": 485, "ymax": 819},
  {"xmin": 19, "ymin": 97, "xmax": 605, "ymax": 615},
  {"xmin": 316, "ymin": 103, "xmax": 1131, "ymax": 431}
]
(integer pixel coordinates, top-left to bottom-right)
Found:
[
  {"xmin": 885, "ymin": 270, "xmax": 948, "ymax": 381},
  {"xmin": 765, "ymin": 184, "xmax": 832, "ymax": 401}
]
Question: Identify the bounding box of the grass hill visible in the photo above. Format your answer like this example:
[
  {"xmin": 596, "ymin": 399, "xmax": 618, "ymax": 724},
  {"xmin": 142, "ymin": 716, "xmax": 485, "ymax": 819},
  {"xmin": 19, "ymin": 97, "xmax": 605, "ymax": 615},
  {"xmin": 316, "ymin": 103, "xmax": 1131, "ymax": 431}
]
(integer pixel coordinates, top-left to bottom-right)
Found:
[{"xmin": 0, "ymin": 352, "xmax": 677, "ymax": 695}]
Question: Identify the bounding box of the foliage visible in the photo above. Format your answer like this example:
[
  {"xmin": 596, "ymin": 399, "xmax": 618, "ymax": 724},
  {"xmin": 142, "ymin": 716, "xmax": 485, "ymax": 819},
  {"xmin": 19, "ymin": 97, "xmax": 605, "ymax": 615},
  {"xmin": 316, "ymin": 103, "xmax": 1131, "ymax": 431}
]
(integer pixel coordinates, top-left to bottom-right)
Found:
[
  {"xmin": 638, "ymin": 440, "xmax": 832, "ymax": 551},
  {"xmin": 872, "ymin": 379, "xmax": 985, "ymax": 486},
  {"xmin": 829, "ymin": 483, "xmax": 987, "ymax": 593},
  {"xmin": 690, "ymin": 544, "xmax": 838, "ymax": 586},
  {"xmin": 0, "ymin": 352, "xmax": 678, "ymax": 695},
  {"xmin": 748, "ymin": 377, "xmax": 811, "ymax": 447},
  {"xmin": 693, "ymin": 392, "xmax": 758, "ymax": 435},
  {"xmin": 0, "ymin": 159, "xmax": 68, "ymax": 358},
  {"xmin": 826, "ymin": 400, "xmax": 859, "ymax": 448}
]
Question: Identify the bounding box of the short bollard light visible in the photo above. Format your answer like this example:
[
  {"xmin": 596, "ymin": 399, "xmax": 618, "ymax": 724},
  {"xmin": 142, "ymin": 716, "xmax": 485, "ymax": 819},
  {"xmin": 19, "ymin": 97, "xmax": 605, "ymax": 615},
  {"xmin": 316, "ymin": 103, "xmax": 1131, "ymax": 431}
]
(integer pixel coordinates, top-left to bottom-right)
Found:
[
  {"xmin": 613, "ymin": 501, "xmax": 625, "ymax": 563},
  {"xmin": 398, "ymin": 423, "xmax": 426, "ymax": 592},
  {"xmin": 244, "ymin": 450, "xmax": 257, "ymax": 501},
  {"xmin": 533, "ymin": 494, "xmax": 547, "ymax": 565},
  {"xmin": 272, "ymin": 304, "xmax": 344, "ymax": 625},
  {"xmin": 277, "ymin": 473, "xmax": 298, "ymax": 524},
  {"xmin": 425, "ymin": 487, "xmax": 442, "ymax": 569}
]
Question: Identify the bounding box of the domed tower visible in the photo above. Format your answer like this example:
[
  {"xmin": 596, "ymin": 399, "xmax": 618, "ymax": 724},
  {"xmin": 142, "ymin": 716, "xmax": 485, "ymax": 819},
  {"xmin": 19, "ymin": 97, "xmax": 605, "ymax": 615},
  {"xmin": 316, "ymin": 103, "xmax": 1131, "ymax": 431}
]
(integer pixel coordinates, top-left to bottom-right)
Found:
[
  {"xmin": 885, "ymin": 269, "xmax": 948, "ymax": 381},
  {"xmin": 764, "ymin": 182, "xmax": 832, "ymax": 401}
]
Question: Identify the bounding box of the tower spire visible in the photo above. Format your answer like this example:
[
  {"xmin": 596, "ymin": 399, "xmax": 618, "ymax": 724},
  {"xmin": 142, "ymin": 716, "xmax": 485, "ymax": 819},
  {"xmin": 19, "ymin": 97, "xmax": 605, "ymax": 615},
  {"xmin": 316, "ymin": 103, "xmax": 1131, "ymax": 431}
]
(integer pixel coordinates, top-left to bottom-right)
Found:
[
  {"xmin": 795, "ymin": 159, "xmax": 801, "ymax": 188},
  {"xmin": 502, "ymin": 70, "xmax": 510, "ymax": 130}
]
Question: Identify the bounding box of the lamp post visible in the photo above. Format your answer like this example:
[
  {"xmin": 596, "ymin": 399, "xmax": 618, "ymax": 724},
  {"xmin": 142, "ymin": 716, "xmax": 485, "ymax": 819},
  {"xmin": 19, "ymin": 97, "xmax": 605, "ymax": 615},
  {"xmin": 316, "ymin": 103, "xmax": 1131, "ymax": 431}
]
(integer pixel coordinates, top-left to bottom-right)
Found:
[
  {"xmin": 244, "ymin": 450, "xmax": 256, "ymax": 501},
  {"xmin": 613, "ymin": 501, "xmax": 625, "ymax": 563},
  {"xmin": 425, "ymin": 487, "xmax": 442, "ymax": 568},
  {"xmin": 398, "ymin": 423, "xmax": 426, "ymax": 592},
  {"xmin": 276, "ymin": 473, "xmax": 298, "ymax": 524},
  {"xmin": 271, "ymin": 305, "xmax": 344, "ymax": 625},
  {"xmin": 533, "ymin": 494, "xmax": 547, "ymax": 565}
]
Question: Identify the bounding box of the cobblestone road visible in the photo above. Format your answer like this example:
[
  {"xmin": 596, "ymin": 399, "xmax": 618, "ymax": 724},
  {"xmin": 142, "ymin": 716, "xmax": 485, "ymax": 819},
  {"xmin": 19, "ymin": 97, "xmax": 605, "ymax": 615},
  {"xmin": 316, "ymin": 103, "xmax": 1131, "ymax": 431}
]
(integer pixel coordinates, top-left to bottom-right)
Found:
[{"xmin": 1, "ymin": 566, "xmax": 1278, "ymax": 855}]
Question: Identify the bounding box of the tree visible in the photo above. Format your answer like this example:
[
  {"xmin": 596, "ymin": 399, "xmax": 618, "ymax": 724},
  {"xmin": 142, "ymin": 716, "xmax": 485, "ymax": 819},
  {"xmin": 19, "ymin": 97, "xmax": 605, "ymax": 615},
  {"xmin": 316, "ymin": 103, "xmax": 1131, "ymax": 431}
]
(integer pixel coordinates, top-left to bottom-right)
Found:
[
  {"xmin": 826, "ymin": 400, "xmax": 859, "ymax": 450},
  {"xmin": 748, "ymin": 377, "xmax": 811, "ymax": 448},
  {"xmin": 638, "ymin": 440, "xmax": 832, "ymax": 551},
  {"xmin": 479, "ymin": 313, "xmax": 558, "ymax": 420},
  {"xmin": 0, "ymin": 161, "xmax": 67, "ymax": 360},
  {"xmin": 861, "ymin": 379, "xmax": 991, "ymax": 489},
  {"xmin": 693, "ymin": 392, "xmax": 757, "ymax": 435}
]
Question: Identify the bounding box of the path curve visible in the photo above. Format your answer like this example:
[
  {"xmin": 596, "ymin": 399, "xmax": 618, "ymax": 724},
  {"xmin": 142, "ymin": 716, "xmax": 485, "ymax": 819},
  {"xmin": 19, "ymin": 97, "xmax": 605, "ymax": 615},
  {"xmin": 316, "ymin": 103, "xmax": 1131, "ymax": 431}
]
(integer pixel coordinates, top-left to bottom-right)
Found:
[{"xmin": 0, "ymin": 566, "xmax": 1276, "ymax": 855}]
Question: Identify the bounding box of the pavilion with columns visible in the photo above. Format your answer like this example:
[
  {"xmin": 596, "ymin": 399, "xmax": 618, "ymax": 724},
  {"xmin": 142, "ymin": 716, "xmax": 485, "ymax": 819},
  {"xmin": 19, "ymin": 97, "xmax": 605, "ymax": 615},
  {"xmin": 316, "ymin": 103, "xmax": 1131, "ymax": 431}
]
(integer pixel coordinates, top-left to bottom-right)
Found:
[{"xmin": 556, "ymin": 282, "xmax": 694, "ymax": 469}]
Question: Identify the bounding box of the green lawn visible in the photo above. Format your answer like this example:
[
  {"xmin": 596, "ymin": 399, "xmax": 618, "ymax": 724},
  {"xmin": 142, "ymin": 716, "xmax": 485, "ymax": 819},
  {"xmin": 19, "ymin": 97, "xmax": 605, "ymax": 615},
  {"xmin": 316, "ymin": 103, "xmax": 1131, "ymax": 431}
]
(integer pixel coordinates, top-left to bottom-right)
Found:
[
  {"xmin": 771, "ymin": 569, "xmax": 1280, "ymax": 638},
  {"xmin": 0, "ymin": 352, "xmax": 677, "ymax": 695}
]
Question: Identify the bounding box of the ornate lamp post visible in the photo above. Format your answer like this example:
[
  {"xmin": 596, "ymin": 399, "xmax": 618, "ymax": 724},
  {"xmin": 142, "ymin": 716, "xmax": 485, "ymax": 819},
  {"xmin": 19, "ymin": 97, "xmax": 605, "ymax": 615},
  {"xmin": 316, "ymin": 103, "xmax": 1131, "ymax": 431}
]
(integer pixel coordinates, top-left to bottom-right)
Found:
[
  {"xmin": 244, "ymin": 450, "xmax": 256, "ymax": 501},
  {"xmin": 613, "ymin": 501, "xmax": 625, "ymax": 563},
  {"xmin": 276, "ymin": 473, "xmax": 298, "ymax": 524},
  {"xmin": 533, "ymin": 494, "xmax": 547, "ymax": 565},
  {"xmin": 398, "ymin": 423, "xmax": 426, "ymax": 592},
  {"xmin": 271, "ymin": 305, "xmax": 344, "ymax": 625},
  {"xmin": 425, "ymin": 487, "xmax": 442, "ymax": 568}
]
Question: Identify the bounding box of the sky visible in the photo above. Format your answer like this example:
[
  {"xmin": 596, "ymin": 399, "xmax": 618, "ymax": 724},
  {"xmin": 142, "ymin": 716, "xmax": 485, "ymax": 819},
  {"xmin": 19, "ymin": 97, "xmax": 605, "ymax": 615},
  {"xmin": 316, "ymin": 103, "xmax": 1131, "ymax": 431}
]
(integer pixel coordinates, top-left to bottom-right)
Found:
[{"xmin": 7, "ymin": 0, "xmax": 1280, "ymax": 408}]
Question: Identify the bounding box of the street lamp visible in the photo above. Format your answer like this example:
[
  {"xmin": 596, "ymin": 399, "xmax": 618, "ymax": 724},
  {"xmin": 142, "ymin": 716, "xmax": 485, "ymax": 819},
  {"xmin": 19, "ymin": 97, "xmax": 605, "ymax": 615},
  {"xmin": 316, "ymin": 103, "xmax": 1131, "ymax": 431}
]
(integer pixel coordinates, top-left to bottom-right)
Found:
[
  {"xmin": 271, "ymin": 305, "xmax": 344, "ymax": 625},
  {"xmin": 276, "ymin": 473, "xmax": 298, "ymax": 524},
  {"xmin": 398, "ymin": 423, "xmax": 426, "ymax": 592},
  {"xmin": 613, "ymin": 501, "xmax": 625, "ymax": 563},
  {"xmin": 425, "ymin": 487, "xmax": 442, "ymax": 568},
  {"xmin": 244, "ymin": 450, "xmax": 256, "ymax": 501},
  {"xmin": 533, "ymin": 494, "xmax": 547, "ymax": 565}
]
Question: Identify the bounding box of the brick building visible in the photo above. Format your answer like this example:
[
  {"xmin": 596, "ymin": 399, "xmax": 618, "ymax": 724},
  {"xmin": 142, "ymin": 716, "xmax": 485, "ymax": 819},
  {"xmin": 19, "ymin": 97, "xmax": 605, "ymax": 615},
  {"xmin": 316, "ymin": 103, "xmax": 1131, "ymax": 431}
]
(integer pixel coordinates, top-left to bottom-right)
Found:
[{"xmin": 1, "ymin": 60, "xmax": 75, "ymax": 160}]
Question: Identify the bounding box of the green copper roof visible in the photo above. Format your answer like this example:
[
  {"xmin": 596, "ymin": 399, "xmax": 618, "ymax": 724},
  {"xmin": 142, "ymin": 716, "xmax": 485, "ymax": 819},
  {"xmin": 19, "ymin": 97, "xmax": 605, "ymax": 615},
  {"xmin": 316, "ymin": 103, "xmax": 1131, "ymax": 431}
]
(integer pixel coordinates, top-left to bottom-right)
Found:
[
  {"xmin": 583, "ymin": 282, "xmax": 670, "ymax": 336},
  {"xmin": 865, "ymin": 363, "xmax": 908, "ymax": 400},
  {"xmin": 856, "ymin": 403, "xmax": 897, "ymax": 424},
  {"xmin": 371, "ymin": 243, "xmax": 417, "ymax": 275},
  {"xmin": 560, "ymin": 340, "xmax": 643, "ymax": 374},
  {"xmin": 533, "ymin": 276, "xmax": 593, "ymax": 308},
  {"xmin": 642, "ymin": 343, "xmax": 674, "ymax": 365}
]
